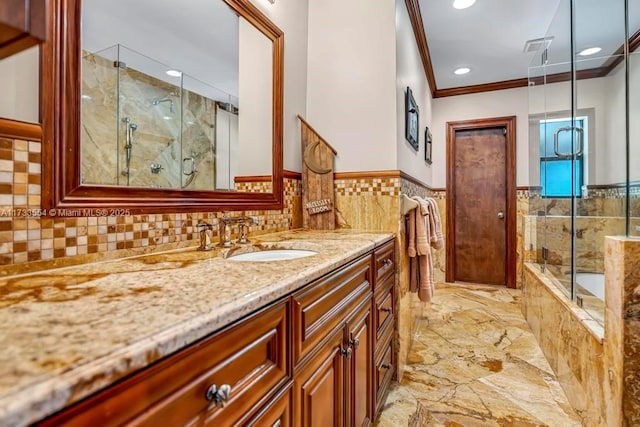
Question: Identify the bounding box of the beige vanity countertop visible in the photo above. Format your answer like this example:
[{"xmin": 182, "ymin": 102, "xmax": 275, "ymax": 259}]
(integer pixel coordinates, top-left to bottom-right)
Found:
[{"xmin": 0, "ymin": 229, "xmax": 394, "ymax": 426}]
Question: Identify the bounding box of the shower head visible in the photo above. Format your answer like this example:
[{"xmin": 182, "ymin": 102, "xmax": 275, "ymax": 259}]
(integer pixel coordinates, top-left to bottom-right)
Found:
[{"xmin": 151, "ymin": 97, "xmax": 175, "ymax": 113}]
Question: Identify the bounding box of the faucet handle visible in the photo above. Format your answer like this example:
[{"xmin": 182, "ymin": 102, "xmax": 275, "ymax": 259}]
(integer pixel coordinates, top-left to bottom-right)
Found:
[{"xmin": 236, "ymin": 224, "xmax": 250, "ymax": 244}]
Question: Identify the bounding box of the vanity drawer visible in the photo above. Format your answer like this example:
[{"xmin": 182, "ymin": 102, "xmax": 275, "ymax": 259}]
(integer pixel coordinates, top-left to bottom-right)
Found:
[
  {"xmin": 373, "ymin": 331, "xmax": 395, "ymax": 417},
  {"xmin": 373, "ymin": 239, "xmax": 395, "ymax": 287},
  {"xmin": 39, "ymin": 300, "xmax": 290, "ymax": 427},
  {"xmin": 373, "ymin": 274, "xmax": 394, "ymax": 346},
  {"xmin": 291, "ymin": 254, "xmax": 372, "ymax": 367}
]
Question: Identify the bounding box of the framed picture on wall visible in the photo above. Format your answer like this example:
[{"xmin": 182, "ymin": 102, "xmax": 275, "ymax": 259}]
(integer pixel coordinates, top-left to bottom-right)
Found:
[
  {"xmin": 425, "ymin": 127, "xmax": 432, "ymax": 164},
  {"xmin": 405, "ymin": 87, "xmax": 419, "ymax": 151}
]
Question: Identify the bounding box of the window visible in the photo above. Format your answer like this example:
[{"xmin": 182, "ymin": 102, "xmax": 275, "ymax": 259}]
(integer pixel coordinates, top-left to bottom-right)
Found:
[{"xmin": 539, "ymin": 117, "xmax": 585, "ymax": 197}]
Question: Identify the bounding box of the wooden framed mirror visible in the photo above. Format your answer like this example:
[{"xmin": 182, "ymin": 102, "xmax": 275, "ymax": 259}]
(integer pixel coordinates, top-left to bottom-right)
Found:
[{"xmin": 41, "ymin": 0, "xmax": 283, "ymax": 213}]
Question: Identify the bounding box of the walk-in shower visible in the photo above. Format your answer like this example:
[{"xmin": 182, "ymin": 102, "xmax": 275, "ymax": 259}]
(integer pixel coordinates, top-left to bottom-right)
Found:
[
  {"xmin": 80, "ymin": 44, "xmax": 237, "ymax": 190},
  {"xmin": 525, "ymin": 0, "xmax": 638, "ymax": 326}
]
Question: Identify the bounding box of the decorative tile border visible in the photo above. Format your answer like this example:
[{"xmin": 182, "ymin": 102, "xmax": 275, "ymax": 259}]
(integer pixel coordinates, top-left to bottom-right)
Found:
[{"xmin": 334, "ymin": 177, "xmax": 401, "ymax": 196}]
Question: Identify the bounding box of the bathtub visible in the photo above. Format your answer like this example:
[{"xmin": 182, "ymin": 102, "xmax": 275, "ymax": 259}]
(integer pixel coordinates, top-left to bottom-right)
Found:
[
  {"xmin": 563, "ymin": 272, "xmax": 605, "ymax": 301},
  {"xmin": 575, "ymin": 273, "xmax": 605, "ymax": 301}
]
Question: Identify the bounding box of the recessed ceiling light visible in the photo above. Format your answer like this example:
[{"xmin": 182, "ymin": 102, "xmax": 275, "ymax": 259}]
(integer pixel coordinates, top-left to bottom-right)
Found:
[
  {"xmin": 166, "ymin": 69, "xmax": 182, "ymax": 77},
  {"xmin": 578, "ymin": 47, "xmax": 602, "ymax": 56},
  {"xmin": 454, "ymin": 67, "xmax": 471, "ymax": 75},
  {"xmin": 453, "ymin": 0, "xmax": 476, "ymax": 9}
]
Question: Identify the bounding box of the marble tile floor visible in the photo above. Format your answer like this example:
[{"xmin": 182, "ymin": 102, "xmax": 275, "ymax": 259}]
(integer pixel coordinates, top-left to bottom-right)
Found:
[{"xmin": 376, "ymin": 282, "xmax": 581, "ymax": 427}]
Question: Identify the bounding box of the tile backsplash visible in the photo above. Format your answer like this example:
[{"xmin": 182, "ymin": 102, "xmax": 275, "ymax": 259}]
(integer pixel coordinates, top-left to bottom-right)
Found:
[{"xmin": 0, "ymin": 136, "xmax": 302, "ymax": 273}]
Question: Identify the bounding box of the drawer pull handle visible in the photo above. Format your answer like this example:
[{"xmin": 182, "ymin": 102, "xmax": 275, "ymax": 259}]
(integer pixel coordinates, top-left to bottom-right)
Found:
[
  {"xmin": 383, "ymin": 259, "xmax": 392, "ymax": 267},
  {"xmin": 349, "ymin": 338, "xmax": 360, "ymax": 349},
  {"xmin": 205, "ymin": 383, "xmax": 231, "ymax": 407},
  {"xmin": 341, "ymin": 347, "xmax": 353, "ymax": 359},
  {"xmin": 381, "ymin": 307, "xmax": 392, "ymax": 313},
  {"xmin": 381, "ymin": 364, "xmax": 392, "ymax": 370}
]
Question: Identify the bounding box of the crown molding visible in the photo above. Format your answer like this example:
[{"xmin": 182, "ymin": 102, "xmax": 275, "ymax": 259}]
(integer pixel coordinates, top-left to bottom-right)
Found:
[{"xmin": 405, "ymin": 3, "xmax": 639, "ymax": 98}]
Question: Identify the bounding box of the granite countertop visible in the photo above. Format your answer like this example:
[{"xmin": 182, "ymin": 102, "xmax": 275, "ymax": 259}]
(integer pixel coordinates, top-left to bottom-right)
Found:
[{"xmin": 0, "ymin": 229, "xmax": 394, "ymax": 426}]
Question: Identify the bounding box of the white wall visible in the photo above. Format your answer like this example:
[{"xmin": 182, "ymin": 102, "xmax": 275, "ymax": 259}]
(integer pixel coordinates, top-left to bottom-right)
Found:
[
  {"xmin": 215, "ymin": 107, "xmax": 238, "ymax": 190},
  {"xmin": 529, "ymin": 72, "xmax": 627, "ymax": 186},
  {"xmin": 631, "ymin": 53, "xmax": 640, "ymax": 182},
  {"xmin": 431, "ymin": 87, "xmax": 529, "ymax": 188},
  {"xmin": 306, "ymin": 0, "xmax": 397, "ymax": 172},
  {"xmin": 250, "ymin": 0, "xmax": 309, "ymax": 173},
  {"xmin": 238, "ymin": 18, "xmax": 273, "ymax": 176},
  {"xmin": 395, "ymin": 0, "xmax": 433, "ymax": 186},
  {"xmin": 0, "ymin": 47, "xmax": 39, "ymax": 123}
]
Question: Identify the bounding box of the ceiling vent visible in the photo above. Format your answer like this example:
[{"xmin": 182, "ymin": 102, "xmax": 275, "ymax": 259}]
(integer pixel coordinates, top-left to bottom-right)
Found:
[{"xmin": 523, "ymin": 37, "xmax": 554, "ymax": 54}]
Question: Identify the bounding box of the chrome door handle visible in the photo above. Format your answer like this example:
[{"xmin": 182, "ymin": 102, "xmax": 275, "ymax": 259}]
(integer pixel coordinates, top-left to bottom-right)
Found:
[
  {"xmin": 183, "ymin": 157, "xmax": 196, "ymax": 176},
  {"xmin": 497, "ymin": 211, "xmax": 505, "ymax": 219},
  {"xmin": 553, "ymin": 126, "xmax": 583, "ymax": 158}
]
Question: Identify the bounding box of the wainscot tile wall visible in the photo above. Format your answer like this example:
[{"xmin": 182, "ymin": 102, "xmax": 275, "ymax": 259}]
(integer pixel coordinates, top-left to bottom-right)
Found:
[{"xmin": 332, "ymin": 172, "xmax": 445, "ymax": 381}]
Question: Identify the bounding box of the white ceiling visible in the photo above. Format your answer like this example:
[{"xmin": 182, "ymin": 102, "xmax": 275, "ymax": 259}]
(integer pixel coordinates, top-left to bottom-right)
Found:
[
  {"xmin": 82, "ymin": 0, "xmax": 240, "ymax": 99},
  {"xmin": 419, "ymin": 0, "xmax": 640, "ymax": 89}
]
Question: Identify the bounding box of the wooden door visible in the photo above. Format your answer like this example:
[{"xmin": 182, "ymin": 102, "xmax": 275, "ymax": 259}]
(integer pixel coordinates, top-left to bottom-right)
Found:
[
  {"xmin": 346, "ymin": 298, "xmax": 373, "ymax": 427},
  {"xmin": 294, "ymin": 327, "xmax": 345, "ymax": 427},
  {"xmin": 446, "ymin": 117, "xmax": 516, "ymax": 288}
]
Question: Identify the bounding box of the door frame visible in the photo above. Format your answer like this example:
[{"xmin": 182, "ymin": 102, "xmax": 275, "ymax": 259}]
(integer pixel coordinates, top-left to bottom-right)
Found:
[{"xmin": 445, "ymin": 116, "xmax": 517, "ymax": 289}]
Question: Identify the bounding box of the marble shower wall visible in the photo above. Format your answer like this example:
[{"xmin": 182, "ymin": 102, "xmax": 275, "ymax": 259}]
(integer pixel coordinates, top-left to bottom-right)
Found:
[
  {"xmin": 522, "ymin": 237, "xmax": 640, "ymax": 426},
  {"xmin": 81, "ymin": 50, "xmax": 217, "ymax": 190},
  {"xmin": 605, "ymin": 236, "xmax": 640, "ymax": 425},
  {"xmin": 522, "ymin": 264, "xmax": 609, "ymax": 426},
  {"xmin": 524, "ymin": 185, "xmax": 639, "ymax": 274}
]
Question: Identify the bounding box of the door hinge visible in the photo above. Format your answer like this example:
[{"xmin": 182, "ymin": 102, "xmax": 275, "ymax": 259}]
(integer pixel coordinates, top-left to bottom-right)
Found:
[{"xmin": 542, "ymin": 247, "xmax": 549, "ymax": 261}]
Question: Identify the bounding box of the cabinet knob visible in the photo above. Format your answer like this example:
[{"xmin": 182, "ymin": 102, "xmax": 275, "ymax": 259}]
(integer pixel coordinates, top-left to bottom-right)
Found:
[
  {"xmin": 205, "ymin": 383, "xmax": 232, "ymax": 407},
  {"xmin": 381, "ymin": 307, "xmax": 392, "ymax": 313},
  {"xmin": 349, "ymin": 338, "xmax": 360, "ymax": 349},
  {"xmin": 383, "ymin": 259, "xmax": 392, "ymax": 267},
  {"xmin": 381, "ymin": 364, "xmax": 392, "ymax": 370},
  {"xmin": 341, "ymin": 347, "xmax": 353, "ymax": 359}
]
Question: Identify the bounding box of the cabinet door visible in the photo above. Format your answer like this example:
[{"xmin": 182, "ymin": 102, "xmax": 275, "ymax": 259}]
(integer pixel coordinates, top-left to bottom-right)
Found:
[
  {"xmin": 346, "ymin": 296, "xmax": 373, "ymax": 427},
  {"xmin": 246, "ymin": 383, "xmax": 292, "ymax": 427},
  {"xmin": 373, "ymin": 330, "xmax": 395, "ymax": 418},
  {"xmin": 294, "ymin": 327, "xmax": 345, "ymax": 427}
]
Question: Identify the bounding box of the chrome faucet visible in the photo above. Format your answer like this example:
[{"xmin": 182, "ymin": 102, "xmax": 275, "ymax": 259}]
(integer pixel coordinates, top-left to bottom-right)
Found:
[{"xmin": 217, "ymin": 213, "xmax": 258, "ymax": 246}]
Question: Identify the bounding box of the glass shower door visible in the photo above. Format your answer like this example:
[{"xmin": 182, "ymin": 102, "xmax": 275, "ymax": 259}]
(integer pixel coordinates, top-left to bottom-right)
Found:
[
  {"xmin": 539, "ymin": 0, "xmax": 576, "ymax": 299},
  {"xmin": 572, "ymin": 0, "xmax": 627, "ymax": 321}
]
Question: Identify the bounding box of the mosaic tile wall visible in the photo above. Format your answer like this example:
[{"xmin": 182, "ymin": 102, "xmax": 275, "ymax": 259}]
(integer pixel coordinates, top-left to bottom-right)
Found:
[
  {"xmin": 0, "ymin": 136, "xmax": 302, "ymax": 274},
  {"xmin": 334, "ymin": 176, "xmax": 401, "ymax": 196}
]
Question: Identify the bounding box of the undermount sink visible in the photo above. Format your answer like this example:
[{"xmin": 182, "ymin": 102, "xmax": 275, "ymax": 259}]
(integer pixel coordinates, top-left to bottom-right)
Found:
[{"xmin": 225, "ymin": 249, "xmax": 318, "ymax": 262}]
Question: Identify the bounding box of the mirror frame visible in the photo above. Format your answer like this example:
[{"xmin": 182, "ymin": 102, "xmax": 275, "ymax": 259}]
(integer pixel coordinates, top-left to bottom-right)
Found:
[{"xmin": 41, "ymin": 0, "xmax": 284, "ymax": 213}]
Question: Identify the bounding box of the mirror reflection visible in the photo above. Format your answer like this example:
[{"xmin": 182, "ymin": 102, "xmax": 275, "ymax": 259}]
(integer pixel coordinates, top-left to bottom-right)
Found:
[{"xmin": 80, "ymin": 0, "xmax": 273, "ymax": 191}]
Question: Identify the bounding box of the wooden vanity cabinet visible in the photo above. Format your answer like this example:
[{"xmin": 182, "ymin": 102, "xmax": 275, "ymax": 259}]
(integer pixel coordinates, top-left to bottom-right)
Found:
[
  {"xmin": 37, "ymin": 238, "xmax": 397, "ymax": 427},
  {"xmin": 0, "ymin": 0, "xmax": 46, "ymax": 59}
]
